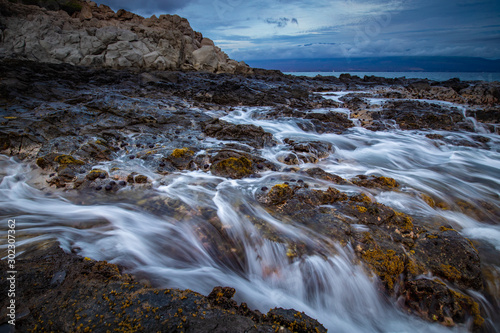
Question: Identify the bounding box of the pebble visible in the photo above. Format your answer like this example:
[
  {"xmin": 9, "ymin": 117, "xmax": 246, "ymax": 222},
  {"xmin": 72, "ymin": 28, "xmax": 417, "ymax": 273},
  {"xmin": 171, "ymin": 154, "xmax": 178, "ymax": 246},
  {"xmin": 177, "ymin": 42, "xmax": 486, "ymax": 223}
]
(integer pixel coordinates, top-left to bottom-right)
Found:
[
  {"xmin": 129, "ymin": 155, "xmax": 136, "ymax": 159},
  {"xmin": 105, "ymin": 184, "xmax": 112, "ymax": 191},
  {"xmin": 159, "ymin": 162, "xmax": 166, "ymax": 167},
  {"xmin": 99, "ymin": 173, "xmax": 106, "ymax": 179},
  {"xmin": 261, "ymin": 187, "xmax": 268, "ymax": 191},
  {"xmin": 109, "ymin": 181, "xmax": 116, "ymax": 186},
  {"xmin": 95, "ymin": 186, "xmax": 102, "ymax": 191},
  {"xmin": 119, "ymin": 181, "xmax": 126, "ymax": 186},
  {"xmin": 149, "ymin": 144, "xmax": 154, "ymax": 148}
]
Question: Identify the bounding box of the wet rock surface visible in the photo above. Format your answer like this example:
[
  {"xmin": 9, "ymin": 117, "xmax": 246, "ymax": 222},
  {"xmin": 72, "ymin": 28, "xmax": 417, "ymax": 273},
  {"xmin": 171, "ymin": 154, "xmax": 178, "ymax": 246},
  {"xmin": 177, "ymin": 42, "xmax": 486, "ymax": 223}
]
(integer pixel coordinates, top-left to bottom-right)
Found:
[
  {"xmin": 0, "ymin": 242, "xmax": 326, "ymax": 333},
  {"xmin": 1, "ymin": 58, "xmax": 499, "ymax": 331},
  {"xmin": 256, "ymin": 182, "xmax": 485, "ymax": 328}
]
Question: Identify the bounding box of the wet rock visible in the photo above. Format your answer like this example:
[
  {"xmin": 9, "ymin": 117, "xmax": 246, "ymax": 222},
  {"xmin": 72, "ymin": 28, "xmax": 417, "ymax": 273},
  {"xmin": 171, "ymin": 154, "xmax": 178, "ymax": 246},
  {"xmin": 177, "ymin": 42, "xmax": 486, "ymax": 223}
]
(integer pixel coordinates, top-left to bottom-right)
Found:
[
  {"xmin": 287, "ymin": 139, "xmax": 333, "ymax": 162},
  {"xmin": 267, "ymin": 308, "xmax": 327, "ymax": 333},
  {"xmin": 202, "ymin": 118, "xmax": 275, "ymax": 148},
  {"xmin": 0, "ymin": 242, "xmax": 322, "ymax": 332},
  {"xmin": 86, "ymin": 169, "xmax": 108, "ymax": 181},
  {"xmin": 467, "ymin": 107, "xmax": 500, "ymax": 124},
  {"xmin": 351, "ymin": 175, "xmax": 400, "ymax": 190},
  {"xmin": 166, "ymin": 147, "xmax": 196, "ymax": 170},
  {"xmin": 277, "ymin": 152, "xmax": 299, "ymax": 165},
  {"xmin": 36, "ymin": 156, "xmax": 53, "ymax": 169},
  {"xmin": 414, "ymin": 228, "xmax": 482, "ymax": 290},
  {"xmin": 134, "ymin": 174, "xmax": 149, "ymax": 184},
  {"xmin": 77, "ymin": 140, "xmax": 115, "ymax": 161},
  {"xmin": 54, "ymin": 154, "xmax": 85, "ymax": 166},
  {"xmin": 302, "ymin": 168, "xmax": 349, "ymax": 184},
  {"xmin": 303, "ymin": 111, "xmax": 355, "ymax": 133},
  {"xmin": 404, "ymin": 279, "xmax": 484, "ymax": 328},
  {"xmin": 371, "ymin": 100, "xmax": 467, "ymax": 131},
  {"xmin": 211, "ymin": 156, "xmax": 253, "ymax": 179},
  {"xmin": 207, "ymin": 286, "xmax": 237, "ymax": 309},
  {"xmin": 257, "ymin": 184, "xmax": 485, "ymax": 328},
  {"xmin": 264, "ymin": 184, "xmax": 295, "ymax": 206}
]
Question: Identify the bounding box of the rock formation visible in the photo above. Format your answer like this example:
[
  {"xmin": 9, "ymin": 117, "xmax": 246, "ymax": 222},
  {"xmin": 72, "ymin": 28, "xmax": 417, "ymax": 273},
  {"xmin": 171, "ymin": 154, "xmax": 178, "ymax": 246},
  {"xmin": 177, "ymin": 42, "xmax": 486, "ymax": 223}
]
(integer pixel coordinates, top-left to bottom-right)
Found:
[{"xmin": 0, "ymin": 0, "xmax": 251, "ymax": 73}]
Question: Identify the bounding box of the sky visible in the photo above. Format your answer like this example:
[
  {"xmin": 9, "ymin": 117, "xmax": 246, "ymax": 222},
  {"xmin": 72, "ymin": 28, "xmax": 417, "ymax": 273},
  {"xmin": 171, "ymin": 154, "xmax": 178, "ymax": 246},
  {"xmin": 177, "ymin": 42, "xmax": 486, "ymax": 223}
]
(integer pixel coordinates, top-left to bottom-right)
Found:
[{"xmin": 94, "ymin": 0, "xmax": 500, "ymax": 62}]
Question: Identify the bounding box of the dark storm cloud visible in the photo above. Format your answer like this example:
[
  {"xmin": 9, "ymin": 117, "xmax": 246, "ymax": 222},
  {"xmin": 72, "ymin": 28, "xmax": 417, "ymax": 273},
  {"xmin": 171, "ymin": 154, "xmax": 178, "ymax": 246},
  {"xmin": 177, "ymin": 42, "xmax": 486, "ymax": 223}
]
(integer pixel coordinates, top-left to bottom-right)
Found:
[
  {"xmin": 94, "ymin": 0, "xmax": 195, "ymax": 15},
  {"xmin": 94, "ymin": 0, "xmax": 500, "ymax": 61}
]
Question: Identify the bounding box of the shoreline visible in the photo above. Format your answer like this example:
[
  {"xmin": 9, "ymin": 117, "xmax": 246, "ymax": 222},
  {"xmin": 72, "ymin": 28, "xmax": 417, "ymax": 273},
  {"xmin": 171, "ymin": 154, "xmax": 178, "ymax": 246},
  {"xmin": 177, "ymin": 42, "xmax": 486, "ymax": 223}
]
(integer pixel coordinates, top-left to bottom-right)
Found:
[{"xmin": 0, "ymin": 58, "xmax": 499, "ymax": 332}]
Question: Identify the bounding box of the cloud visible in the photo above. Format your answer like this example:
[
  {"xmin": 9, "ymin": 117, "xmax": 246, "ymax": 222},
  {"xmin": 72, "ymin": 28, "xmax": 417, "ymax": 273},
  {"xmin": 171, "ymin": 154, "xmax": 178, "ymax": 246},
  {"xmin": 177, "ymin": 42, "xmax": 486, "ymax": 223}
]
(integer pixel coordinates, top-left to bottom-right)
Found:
[
  {"xmin": 94, "ymin": 0, "xmax": 500, "ymax": 61},
  {"xmin": 93, "ymin": 0, "xmax": 196, "ymax": 15},
  {"xmin": 264, "ymin": 17, "xmax": 299, "ymax": 28}
]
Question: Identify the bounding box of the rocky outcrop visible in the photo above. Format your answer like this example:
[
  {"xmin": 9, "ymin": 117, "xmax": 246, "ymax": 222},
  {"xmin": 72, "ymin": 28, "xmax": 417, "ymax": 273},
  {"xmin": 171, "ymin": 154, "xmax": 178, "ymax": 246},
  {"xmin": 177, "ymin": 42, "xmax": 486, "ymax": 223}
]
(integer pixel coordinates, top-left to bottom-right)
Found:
[{"xmin": 0, "ymin": 0, "xmax": 251, "ymax": 73}]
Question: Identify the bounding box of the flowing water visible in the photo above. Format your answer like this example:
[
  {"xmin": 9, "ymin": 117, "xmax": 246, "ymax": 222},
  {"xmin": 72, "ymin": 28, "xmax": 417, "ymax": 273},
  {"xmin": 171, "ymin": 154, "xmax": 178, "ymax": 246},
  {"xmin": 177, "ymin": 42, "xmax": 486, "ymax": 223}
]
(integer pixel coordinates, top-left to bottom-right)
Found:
[{"xmin": 1, "ymin": 92, "xmax": 500, "ymax": 332}]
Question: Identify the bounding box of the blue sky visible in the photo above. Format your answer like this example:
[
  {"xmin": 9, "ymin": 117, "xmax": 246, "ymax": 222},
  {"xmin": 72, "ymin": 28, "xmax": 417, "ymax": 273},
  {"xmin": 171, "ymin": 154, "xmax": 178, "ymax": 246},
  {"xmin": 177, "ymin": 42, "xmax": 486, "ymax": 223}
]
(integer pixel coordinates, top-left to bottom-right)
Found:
[{"xmin": 94, "ymin": 0, "xmax": 500, "ymax": 62}]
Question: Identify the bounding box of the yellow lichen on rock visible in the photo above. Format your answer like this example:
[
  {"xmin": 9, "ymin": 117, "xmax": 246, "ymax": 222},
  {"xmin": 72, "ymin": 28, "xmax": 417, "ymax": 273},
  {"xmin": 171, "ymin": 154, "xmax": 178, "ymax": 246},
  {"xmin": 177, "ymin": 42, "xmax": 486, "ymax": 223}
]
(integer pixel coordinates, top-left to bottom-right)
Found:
[
  {"xmin": 54, "ymin": 155, "xmax": 85, "ymax": 165},
  {"xmin": 449, "ymin": 289, "xmax": 484, "ymax": 327},
  {"xmin": 378, "ymin": 176, "xmax": 398, "ymax": 188},
  {"xmin": 421, "ymin": 194, "xmax": 435, "ymax": 207},
  {"xmin": 356, "ymin": 205, "xmax": 367, "ymax": 213},
  {"xmin": 361, "ymin": 248, "xmax": 405, "ymax": 290},
  {"xmin": 171, "ymin": 148, "xmax": 194, "ymax": 158},
  {"xmin": 440, "ymin": 264, "xmax": 462, "ymax": 281},
  {"xmin": 213, "ymin": 156, "xmax": 253, "ymax": 179}
]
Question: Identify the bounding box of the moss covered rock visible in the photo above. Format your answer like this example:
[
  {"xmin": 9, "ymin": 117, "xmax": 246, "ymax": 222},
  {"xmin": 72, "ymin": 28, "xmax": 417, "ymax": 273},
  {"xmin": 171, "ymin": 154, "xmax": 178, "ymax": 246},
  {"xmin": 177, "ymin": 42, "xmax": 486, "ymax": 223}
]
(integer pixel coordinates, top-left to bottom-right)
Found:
[
  {"xmin": 211, "ymin": 156, "xmax": 253, "ymax": 179},
  {"xmin": 54, "ymin": 154, "xmax": 84, "ymax": 165}
]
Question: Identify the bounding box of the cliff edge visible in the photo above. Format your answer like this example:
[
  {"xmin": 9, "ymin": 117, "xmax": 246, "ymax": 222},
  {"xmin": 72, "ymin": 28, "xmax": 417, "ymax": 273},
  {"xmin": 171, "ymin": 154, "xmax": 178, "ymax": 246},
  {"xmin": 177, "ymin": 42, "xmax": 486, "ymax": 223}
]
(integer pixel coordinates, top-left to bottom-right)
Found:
[{"xmin": 0, "ymin": 0, "xmax": 251, "ymax": 73}]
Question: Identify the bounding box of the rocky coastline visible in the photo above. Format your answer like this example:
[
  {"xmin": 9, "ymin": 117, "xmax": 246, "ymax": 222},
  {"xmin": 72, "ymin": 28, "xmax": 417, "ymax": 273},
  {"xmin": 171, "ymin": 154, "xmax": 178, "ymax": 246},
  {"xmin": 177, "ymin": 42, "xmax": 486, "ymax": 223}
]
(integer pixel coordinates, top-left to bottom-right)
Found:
[
  {"xmin": 1, "ymin": 58, "xmax": 499, "ymax": 332},
  {"xmin": 1, "ymin": 1, "xmax": 500, "ymax": 332}
]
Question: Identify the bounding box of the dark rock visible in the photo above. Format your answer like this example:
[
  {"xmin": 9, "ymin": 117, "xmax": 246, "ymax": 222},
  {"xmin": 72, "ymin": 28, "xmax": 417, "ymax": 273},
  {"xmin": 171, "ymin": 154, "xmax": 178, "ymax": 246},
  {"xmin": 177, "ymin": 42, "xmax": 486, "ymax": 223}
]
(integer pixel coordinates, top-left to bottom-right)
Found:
[
  {"xmin": 86, "ymin": 169, "xmax": 108, "ymax": 181},
  {"xmin": 201, "ymin": 118, "xmax": 275, "ymax": 148},
  {"xmin": 134, "ymin": 175, "xmax": 148, "ymax": 184},
  {"xmin": 211, "ymin": 156, "xmax": 253, "ymax": 179},
  {"xmin": 257, "ymin": 183, "xmax": 485, "ymax": 328},
  {"xmin": 302, "ymin": 168, "xmax": 348, "ymax": 184},
  {"xmin": 0, "ymin": 242, "xmax": 321, "ymax": 332},
  {"xmin": 413, "ymin": 229, "xmax": 482, "ymax": 290},
  {"xmin": 404, "ymin": 279, "xmax": 484, "ymax": 328},
  {"xmin": 267, "ymin": 308, "xmax": 327, "ymax": 333},
  {"xmin": 351, "ymin": 175, "xmax": 399, "ymax": 190}
]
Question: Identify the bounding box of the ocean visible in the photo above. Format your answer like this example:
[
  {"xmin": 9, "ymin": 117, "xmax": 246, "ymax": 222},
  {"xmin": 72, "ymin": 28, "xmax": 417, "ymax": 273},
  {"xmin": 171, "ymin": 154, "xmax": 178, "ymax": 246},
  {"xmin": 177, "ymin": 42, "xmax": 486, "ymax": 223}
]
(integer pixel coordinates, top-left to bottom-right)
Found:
[{"xmin": 285, "ymin": 71, "xmax": 500, "ymax": 82}]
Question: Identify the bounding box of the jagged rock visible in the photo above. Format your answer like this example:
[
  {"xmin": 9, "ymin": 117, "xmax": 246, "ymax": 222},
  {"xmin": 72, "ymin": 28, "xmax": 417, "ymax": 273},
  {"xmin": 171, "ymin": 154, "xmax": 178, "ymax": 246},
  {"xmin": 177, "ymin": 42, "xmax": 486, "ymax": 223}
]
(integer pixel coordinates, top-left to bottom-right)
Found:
[{"xmin": 0, "ymin": 0, "xmax": 251, "ymax": 73}]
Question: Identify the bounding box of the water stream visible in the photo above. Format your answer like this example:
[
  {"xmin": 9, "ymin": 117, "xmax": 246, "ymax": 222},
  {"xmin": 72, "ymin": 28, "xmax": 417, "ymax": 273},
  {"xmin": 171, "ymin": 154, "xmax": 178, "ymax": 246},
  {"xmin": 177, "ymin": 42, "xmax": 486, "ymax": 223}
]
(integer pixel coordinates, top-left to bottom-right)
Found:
[{"xmin": 1, "ymin": 93, "xmax": 499, "ymax": 332}]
